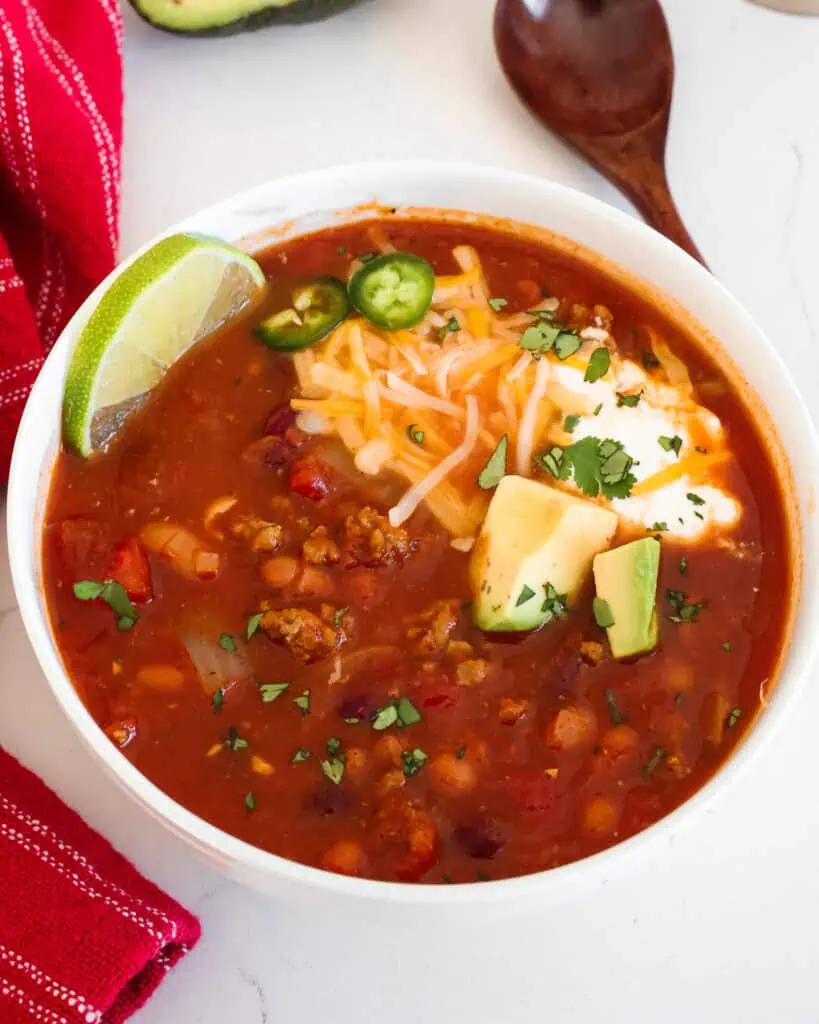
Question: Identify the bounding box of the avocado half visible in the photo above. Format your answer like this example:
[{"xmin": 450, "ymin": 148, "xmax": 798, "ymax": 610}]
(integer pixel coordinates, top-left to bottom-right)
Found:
[{"xmin": 129, "ymin": 0, "xmax": 367, "ymax": 35}]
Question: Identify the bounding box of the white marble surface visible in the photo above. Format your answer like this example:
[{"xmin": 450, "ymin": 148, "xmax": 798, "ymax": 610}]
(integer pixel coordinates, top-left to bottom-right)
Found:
[{"xmin": 3, "ymin": 0, "xmax": 819, "ymax": 1020}]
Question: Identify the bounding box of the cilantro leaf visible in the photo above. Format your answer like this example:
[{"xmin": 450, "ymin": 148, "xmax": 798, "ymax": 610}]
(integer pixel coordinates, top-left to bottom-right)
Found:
[
  {"xmin": 488, "ymin": 297, "xmax": 508, "ymax": 312},
  {"xmin": 541, "ymin": 583, "xmax": 568, "ymax": 623},
  {"xmin": 321, "ymin": 758, "xmax": 345, "ymax": 785},
  {"xmin": 219, "ymin": 633, "xmax": 237, "ymax": 652},
  {"xmin": 584, "ymin": 347, "xmax": 610, "ymax": 383},
  {"xmin": 246, "ymin": 612, "xmax": 263, "ymax": 639},
  {"xmin": 616, "ymin": 391, "xmax": 642, "ymax": 408},
  {"xmin": 537, "ymin": 436, "xmax": 636, "ymax": 499},
  {"xmin": 658, "ymin": 435, "xmax": 683, "ymax": 458},
  {"xmin": 554, "ymin": 331, "xmax": 581, "ymax": 360},
  {"xmin": 224, "ymin": 727, "xmax": 249, "ymax": 752},
  {"xmin": 73, "ymin": 578, "xmax": 140, "ymax": 631},
  {"xmin": 259, "ymin": 681, "xmax": 290, "ymax": 704},
  {"xmin": 516, "ymin": 584, "xmax": 536, "ymax": 607},
  {"xmin": 564, "ymin": 414, "xmax": 580, "ymax": 434},
  {"xmin": 520, "ymin": 322, "xmax": 560, "ymax": 352},
  {"xmin": 477, "ymin": 434, "xmax": 508, "ymax": 490},
  {"xmin": 401, "ymin": 748, "xmax": 428, "ymax": 777}
]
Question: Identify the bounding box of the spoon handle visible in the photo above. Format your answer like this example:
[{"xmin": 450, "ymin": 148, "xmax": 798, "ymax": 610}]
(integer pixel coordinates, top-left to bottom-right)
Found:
[{"xmin": 567, "ymin": 124, "xmax": 707, "ymax": 268}]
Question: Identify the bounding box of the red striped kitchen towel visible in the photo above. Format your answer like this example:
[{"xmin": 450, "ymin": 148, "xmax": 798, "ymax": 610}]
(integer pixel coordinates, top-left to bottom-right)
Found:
[
  {"xmin": 0, "ymin": 3, "xmax": 202, "ymax": 1020},
  {"xmin": 0, "ymin": 0, "xmax": 123, "ymax": 481},
  {"xmin": 0, "ymin": 749, "xmax": 201, "ymax": 1023}
]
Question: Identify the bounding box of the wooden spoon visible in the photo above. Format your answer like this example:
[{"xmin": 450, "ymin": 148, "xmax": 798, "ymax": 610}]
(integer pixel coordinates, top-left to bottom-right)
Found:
[{"xmin": 494, "ymin": 0, "xmax": 706, "ymax": 267}]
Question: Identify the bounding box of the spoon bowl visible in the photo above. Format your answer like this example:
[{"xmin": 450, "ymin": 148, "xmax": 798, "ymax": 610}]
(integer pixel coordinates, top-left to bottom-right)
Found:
[{"xmin": 494, "ymin": 0, "xmax": 706, "ymax": 266}]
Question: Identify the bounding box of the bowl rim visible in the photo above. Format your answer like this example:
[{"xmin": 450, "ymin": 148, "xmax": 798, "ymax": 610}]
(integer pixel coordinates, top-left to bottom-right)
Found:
[{"xmin": 9, "ymin": 158, "xmax": 819, "ymax": 907}]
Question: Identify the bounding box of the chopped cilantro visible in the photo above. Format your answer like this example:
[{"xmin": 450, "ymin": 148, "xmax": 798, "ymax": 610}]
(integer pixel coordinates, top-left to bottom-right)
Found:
[
  {"xmin": 396, "ymin": 696, "xmax": 422, "ymax": 727},
  {"xmin": 554, "ymin": 331, "xmax": 582, "ymax": 360},
  {"xmin": 584, "ymin": 347, "xmax": 610, "ymax": 383},
  {"xmin": 401, "ymin": 748, "xmax": 428, "ymax": 777},
  {"xmin": 244, "ymin": 791, "xmax": 256, "ymax": 812},
  {"xmin": 321, "ymin": 758, "xmax": 345, "ymax": 785},
  {"xmin": 488, "ymin": 297, "xmax": 508, "ymax": 312},
  {"xmin": 293, "ymin": 689, "xmax": 311, "ymax": 716},
  {"xmin": 516, "ymin": 584, "xmax": 536, "ymax": 607},
  {"xmin": 259, "ymin": 681, "xmax": 290, "ymax": 703},
  {"xmin": 616, "ymin": 391, "xmax": 642, "ymax": 408},
  {"xmin": 372, "ymin": 703, "xmax": 399, "ymax": 731},
  {"xmin": 437, "ymin": 316, "xmax": 460, "ymax": 341},
  {"xmin": 334, "ymin": 606, "xmax": 350, "ymax": 627},
  {"xmin": 642, "ymin": 745, "xmax": 667, "ymax": 779},
  {"xmin": 337, "ymin": 245, "xmax": 346, "ymax": 255},
  {"xmin": 722, "ymin": 641, "xmax": 733, "ymax": 653},
  {"xmin": 650, "ymin": 522, "xmax": 668, "ymax": 533},
  {"xmin": 694, "ymin": 511, "xmax": 704, "ymax": 521},
  {"xmin": 224, "ymin": 727, "xmax": 249, "ymax": 752},
  {"xmin": 593, "ymin": 403, "xmax": 603, "ymax": 416},
  {"xmin": 407, "ymin": 424, "xmax": 425, "ymax": 445},
  {"xmin": 211, "ymin": 689, "xmax": 224, "ymax": 713},
  {"xmin": 326, "ymin": 736, "xmax": 342, "ymax": 756},
  {"xmin": 538, "ymin": 436, "xmax": 636, "ymax": 499},
  {"xmin": 291, "ymin": 748, "xmax": 311, "ymax": 763},
  {"xmin": 665, "ymin": 589, "xmax": 705, "ymax": 623},
  {"xmin": 642, "ymin": 350, "xmax": 660, "ymax": 369},
  {"xmin": 219, "ymin": 633, "xmax": 237, "ymax": 652},
  {"xmin": 541, "ymin": 583, "xmax": 568, "ymax": 623},
  {"xmin": 246, "ymin": 612, "xmax": 263, "ymax": 640},
  {"xmin": 520, "ymin": 321, "xmax": 560, "ymax": 353},
  {"xmin": 372, "ymin": 696, "xmax": 422, "ymax": 730},
  {"xmin": 73, "ymin": 579, "xmax": 139, "ymax": 631},
  {"xmin": 527, "ymin": 308, "xmax": 555, "ymax": 322},
  {"xmin": 658, "ymin": 435, "xmax": 683, "ymax": 458},
  {"xmin": 674, "ymin": 692, "xmax": 684, "ymax": 706},
  {"xmin": 477, "ymin": 434, "xmax": 508, "ymax": 490},
  {"xmin": 343, "ymin": 717, "xmax": 360, "ymax": 725},
  {"xmin": 476, "ymin": 870, "xmax": 491, "ymax": 882},
  {"xmin": 455, "ymin": 746, "xmax": 467, "ymax": 760},
  {"xmin": 679, "ymin": 556, "xmax": 688, "ymax": 576},
  {"xmin": 686, "ymin": 492, "xmax": 705, "ymax": 506},
  {"xmin": 593, "ymin": 597, "xmax": 615, "ymax": 629},
  {"xmin": 604, "ymin": 688, "xmax": 626, "ymax": 726},
  {"xmin": 564, "ymin": 414, "xmax": 581, "ymax": 434},
  {"xmin": 727, "ymin": 707, "xmax": 742, "ymax": 729}
]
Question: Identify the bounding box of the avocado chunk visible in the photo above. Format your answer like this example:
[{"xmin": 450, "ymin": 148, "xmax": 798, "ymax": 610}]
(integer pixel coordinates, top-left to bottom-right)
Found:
[
  {"xmin": 129, "ymin": 0, "xmax": 366, "ymax": 34},
  {"xmin": 469, "ymin": 475, "xmax": 618, "ymax": 632},
  {"xmin": 593, "ymin": 538, "xmax": 660, "ymax": 659}
]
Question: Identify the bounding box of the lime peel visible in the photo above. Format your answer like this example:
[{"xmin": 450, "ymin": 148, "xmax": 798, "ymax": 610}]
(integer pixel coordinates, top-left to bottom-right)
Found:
[{"xmin": 63, "ymin": 232, "xmax": 266, "ymax": 457}]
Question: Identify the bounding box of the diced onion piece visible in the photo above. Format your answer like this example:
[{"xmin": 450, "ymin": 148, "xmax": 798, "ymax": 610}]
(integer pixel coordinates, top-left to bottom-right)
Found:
[
  {"xmin": 295, "ymin": 410, "xmax": 332, "ymax": 435},
  {"xmin": 389, "ymin": 395, "xmax": 479, "ymax": 527},
  {"xmin": 355, "ymin": 437, "xmax": 394, "ymax": 476},
  {"xmin": 579, "ymin": 326, "xmax": 609, "ymax": 342},
  {"xmin": 516, "ymin": 356, "xmax": 551, "ymax": 476},
  {"xmin": 450, "ymin": 536, "xmax": 475, "ymax": 552},
  {"xmin": 183, "ymin": 633, "xmax": 252, "ymax": 696},
  {"xmin": 140, "ymin": 523, "xmax": 220, "ymax": 581},
  {"xmin": 203, "ymin": 495, "xmax": 237, "ymax": 539},
  {"xmin": 650, "ymin": 331, "xmax": 691, "ymax": 388}
]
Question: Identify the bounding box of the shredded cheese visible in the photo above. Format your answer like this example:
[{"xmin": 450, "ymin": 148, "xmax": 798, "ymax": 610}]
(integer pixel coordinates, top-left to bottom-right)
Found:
[{"xmin": 389, "ymin": 396, "xmax": 480, "ymax": 528}]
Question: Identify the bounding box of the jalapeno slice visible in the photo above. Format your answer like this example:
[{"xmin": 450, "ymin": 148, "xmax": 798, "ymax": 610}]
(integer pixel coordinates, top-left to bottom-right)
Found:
[
  {"xmin": 348, "ymin": 253, "xmax": 435, "ymax": 331},
  {"xmin": 254, "ymin": 276, "xmax": 350, "ymax": 351}
]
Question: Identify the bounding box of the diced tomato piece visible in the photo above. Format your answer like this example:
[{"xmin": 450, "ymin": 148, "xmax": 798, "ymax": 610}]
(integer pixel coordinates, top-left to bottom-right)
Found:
[
  {"xmin": 289, "ymin": 455, "xmax": 330, "ymax": 501},
  {"xmin": 106, "ymin": 539, "xmax": 152, "ymax": 602},
  {"xmin": 53, "ymin": 518, "xmax": 113, "ymax": 581},
  {"xmin": 500, "ymin": 770, "xmax": 571, "ymax": 835}
]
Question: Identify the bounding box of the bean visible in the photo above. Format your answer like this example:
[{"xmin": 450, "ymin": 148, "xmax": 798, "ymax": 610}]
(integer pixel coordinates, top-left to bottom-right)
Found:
[
  {"xmin": 582, "ymin": 795, "xmax": 618, "ymax": 835},
  {"xmin": 546, "ymin": 704, "xmax": 598, "ymax": 750},
  {"xmin": 430, "ymin": 753, "xmax": 477, "ymax": 795},
  {"xmin": 321, "ymin": 840, "xmax": 367, "ymax": 877},
  {"xmin": 136, "ymin": 664, "xmax": 184, "ymax": 692}
]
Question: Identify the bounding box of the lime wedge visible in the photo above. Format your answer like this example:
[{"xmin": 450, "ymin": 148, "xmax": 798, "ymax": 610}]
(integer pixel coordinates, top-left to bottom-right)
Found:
[{"xmin": 63, "ymin": 232, "xmax": 266, "ymax": 456}]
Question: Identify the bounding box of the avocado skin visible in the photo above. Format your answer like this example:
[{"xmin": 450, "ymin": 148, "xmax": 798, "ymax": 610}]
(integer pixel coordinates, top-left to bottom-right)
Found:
[{"xmin": 129, "ymin": 0, "xmax": 369, "ymax": 35}]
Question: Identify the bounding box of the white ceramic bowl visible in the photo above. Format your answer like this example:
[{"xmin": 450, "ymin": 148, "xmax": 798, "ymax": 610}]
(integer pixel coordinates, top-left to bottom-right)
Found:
[{"xmin": 9, "ymin": 162, "xmax": 819, "ymax": 915}]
